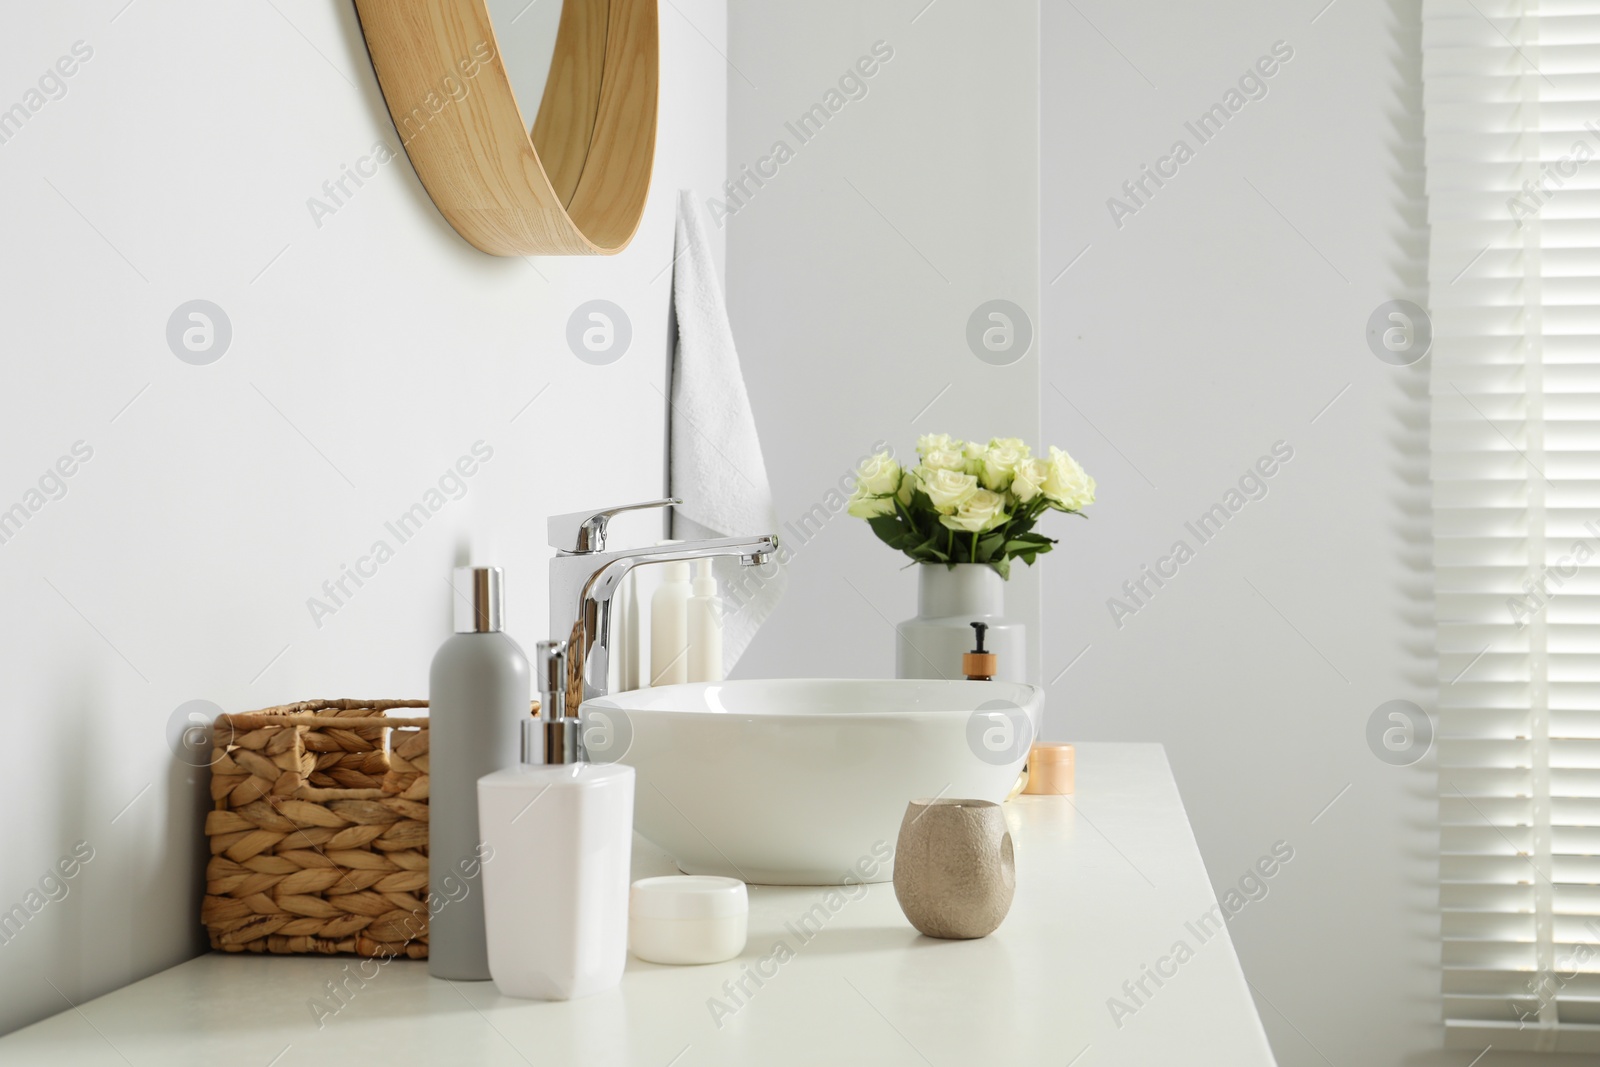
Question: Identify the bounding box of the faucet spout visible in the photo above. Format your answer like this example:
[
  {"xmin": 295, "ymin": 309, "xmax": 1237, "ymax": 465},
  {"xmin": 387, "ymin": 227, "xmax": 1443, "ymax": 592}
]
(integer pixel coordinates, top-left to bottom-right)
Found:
[{"xmin": 549, "ymin": 531, "xmax": 779, "ymax": 717}]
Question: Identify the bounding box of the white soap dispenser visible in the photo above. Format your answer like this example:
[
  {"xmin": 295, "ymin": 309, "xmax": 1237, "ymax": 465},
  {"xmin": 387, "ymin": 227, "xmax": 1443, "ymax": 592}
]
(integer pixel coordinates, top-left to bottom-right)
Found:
[
  {"xmin": 477, "ymin": 641, "xmax": 635, "ymax": 1001},
  {"xmin": 687, "ymin": 559, "xmax": 723, "ymax": 683},
  {"xmin": 650, "ymin": 560, "xmax": 691, "ymax": 686}
]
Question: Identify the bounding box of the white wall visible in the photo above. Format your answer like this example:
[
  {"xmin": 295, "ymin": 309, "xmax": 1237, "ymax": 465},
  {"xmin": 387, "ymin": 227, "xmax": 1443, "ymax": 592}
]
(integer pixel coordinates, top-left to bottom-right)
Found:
[
  {"xmin": 1040, "ymin": 2, "xmax": 1487, "ymax": 1064},
  {"xmin": 0, "ymin": 0, "xmax": 726, "ymax": 1035},
  {"xmin": 726, "ymin": 0, "xmax": 1042, "ymax": 685}
]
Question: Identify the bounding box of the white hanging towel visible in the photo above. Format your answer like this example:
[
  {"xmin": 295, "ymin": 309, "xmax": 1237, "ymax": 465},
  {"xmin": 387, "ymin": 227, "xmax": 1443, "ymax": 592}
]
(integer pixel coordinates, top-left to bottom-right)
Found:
[{"xmin": 667, "ymin": 190, "xmax": 786, "ymax": 672}]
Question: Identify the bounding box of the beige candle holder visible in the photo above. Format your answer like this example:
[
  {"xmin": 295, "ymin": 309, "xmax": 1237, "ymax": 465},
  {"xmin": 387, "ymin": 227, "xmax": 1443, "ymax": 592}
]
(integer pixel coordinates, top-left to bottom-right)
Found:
[{"xmin": 892, "ymin": 798, "xmax": 1015, "ymax": 940}]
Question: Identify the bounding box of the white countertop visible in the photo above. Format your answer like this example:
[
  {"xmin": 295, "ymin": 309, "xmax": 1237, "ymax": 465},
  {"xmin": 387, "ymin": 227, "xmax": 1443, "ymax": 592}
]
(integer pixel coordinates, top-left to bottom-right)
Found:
[{"xmin": 1, "ymin": 743, "xmax": 1275, "ymax": 1066}]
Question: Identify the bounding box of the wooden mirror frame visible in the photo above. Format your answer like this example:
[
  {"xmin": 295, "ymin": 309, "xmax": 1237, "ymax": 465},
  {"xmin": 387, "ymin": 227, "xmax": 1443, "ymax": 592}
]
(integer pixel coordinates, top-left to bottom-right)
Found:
[{"xmin": 353, "ymin": 0, "xmax": 658, "ymax": 256}]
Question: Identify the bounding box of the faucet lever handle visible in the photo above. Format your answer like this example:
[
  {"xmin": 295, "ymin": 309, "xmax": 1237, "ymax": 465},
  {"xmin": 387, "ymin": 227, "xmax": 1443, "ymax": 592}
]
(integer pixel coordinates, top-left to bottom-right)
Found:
[{"xmin": 548, "ymin": 498, "xmax": 681, "ymax": 553}]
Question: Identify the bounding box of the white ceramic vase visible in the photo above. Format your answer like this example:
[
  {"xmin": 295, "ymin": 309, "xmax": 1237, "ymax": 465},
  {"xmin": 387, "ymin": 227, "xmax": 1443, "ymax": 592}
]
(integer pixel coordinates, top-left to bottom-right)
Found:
[{"xmin": 895, "ymin": 564, "xmax": 1025, "ymax": 682}]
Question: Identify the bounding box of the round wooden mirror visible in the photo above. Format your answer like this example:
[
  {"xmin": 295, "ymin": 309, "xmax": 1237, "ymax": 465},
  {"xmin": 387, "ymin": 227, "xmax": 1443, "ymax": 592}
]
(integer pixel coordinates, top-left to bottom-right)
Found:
[{"xmin": 353, "ymin": 0, "xmax": 658, "ymax": 256}]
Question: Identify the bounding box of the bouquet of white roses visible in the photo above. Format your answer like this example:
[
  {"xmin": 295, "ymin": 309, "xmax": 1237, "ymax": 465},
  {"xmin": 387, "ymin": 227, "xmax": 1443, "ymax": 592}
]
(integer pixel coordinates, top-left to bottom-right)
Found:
[{"xmin": 846, "ymin": 434, "xmax": 1095, "ymax": 578}]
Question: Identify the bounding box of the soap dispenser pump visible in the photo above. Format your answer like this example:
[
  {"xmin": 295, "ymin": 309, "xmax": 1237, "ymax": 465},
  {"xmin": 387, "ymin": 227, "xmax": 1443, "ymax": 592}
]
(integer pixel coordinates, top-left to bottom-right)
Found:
[
  {"xmin": 476, "ymin": 641, "xmax": 636, "ymax": 1000},
  {"xmin": 963, "ymin": 622, "xmax": 997, "ymax": 681}
]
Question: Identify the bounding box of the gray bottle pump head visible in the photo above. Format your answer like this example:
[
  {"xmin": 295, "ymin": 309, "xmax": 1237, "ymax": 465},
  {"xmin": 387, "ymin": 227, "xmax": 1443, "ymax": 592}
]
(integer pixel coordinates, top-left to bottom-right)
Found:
[{"xmin": 452, "ymin": 566, "xmax": 504, "ymax": 633}]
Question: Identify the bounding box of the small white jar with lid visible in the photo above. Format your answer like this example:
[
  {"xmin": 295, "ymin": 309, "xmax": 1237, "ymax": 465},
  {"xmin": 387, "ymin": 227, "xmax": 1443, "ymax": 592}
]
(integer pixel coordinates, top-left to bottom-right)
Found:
[{"xmin": 629, "ymin": 875, "xmax": 748, "ymax": 965}]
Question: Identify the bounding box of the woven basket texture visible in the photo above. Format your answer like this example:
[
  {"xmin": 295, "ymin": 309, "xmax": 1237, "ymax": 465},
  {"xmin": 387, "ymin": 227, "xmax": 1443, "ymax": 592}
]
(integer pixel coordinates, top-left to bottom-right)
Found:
[{"xmin": 202, "ymin": 699, "xmax": 431, "ymax": 958}]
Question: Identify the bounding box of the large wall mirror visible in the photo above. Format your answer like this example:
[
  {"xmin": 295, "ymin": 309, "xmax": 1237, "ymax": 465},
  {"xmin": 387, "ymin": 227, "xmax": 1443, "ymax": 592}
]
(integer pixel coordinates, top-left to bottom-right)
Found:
[{"xmin": 354, "ymin": 0, "xmax": 658, "ymax": 256}]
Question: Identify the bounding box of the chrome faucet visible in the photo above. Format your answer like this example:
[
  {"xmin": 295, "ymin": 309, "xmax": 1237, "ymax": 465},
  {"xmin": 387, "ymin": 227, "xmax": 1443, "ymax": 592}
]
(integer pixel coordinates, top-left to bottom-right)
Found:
[{"xmin": 547, "ymin": 499, "xmax": 778, "ymax": 718}]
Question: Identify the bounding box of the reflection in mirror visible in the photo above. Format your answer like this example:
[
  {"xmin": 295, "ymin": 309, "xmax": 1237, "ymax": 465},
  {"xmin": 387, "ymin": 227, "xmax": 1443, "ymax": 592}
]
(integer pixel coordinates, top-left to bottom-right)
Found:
[
  {"xmin": 484, "ymin": 0, "xmax": 608, "ymax": 207},
  {"xmin": 485, "ymin": 0, "xmax": 562, "ymax": 128}
]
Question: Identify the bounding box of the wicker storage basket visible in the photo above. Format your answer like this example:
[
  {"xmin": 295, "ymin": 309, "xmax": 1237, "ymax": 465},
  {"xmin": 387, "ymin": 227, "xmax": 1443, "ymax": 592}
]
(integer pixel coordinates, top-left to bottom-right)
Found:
[{"xmin": 202, "ymin": 699, "xmax": 431, "ymax": 958}]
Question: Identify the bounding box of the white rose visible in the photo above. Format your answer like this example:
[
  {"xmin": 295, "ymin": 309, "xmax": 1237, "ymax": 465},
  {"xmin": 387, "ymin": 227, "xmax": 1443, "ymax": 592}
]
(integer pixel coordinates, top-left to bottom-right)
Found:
[
  {"xmin": 847, "ymin": 493, "xmax": 896, "ymax": 518},
  {"xmin": 921, "ymin": 448, "xmax": 968, "ymax": 473},
  {"xmin": 919, "ymin": 468, "xmax": 979, "ymax": 514},
  {"xmin": 980, "ymin": 444, "xmax": 1026, "ymax": 491},
  {"xmin": 1012, "ymin": 457, "xmax": 1048, "ymax": 503},
  {"xmin": 917, "ymin": 433, "xmax": 961, "ymax": 457},
  {"xmin": 987, "ymin": 437, "xmax": 1032, "ymax": 457},
  {"xmin": 962, "ymin": 440, "xmax": 988, "ymax": 475},
  {"xmin": 940, "ymin": 489, "xmax": 1010, "ymax": 533},
  {"xmin": 854, "ymin": 452, "xmax": 901, "ymax": 496},
  {"xmin": 1042, "ymin": 446, "xmax": 1095, "ymax": 510}
]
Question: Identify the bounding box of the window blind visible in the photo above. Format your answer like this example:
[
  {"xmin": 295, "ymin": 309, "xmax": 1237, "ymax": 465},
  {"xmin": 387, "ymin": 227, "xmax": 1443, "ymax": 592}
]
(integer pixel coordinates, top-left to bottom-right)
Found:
[{"xmin": 1426, "ymin": 0, "xmax": 1600, "ymax": 1052}]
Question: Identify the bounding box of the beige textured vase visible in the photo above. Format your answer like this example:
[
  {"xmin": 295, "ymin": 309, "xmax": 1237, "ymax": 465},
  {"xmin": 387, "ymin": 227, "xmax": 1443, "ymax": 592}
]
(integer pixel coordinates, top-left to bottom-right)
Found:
[{"xmin": 892, "ymin": 798, "xmax": 1015, "ymax": 939}]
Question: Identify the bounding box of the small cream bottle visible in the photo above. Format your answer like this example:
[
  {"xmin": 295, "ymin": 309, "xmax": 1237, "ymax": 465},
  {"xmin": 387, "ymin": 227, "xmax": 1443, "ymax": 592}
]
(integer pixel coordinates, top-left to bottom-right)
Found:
[
  {"xmin": 650, "ymin": 560, "xmax": 691, "ymax": 686},
  {"xmin": 687, "ymin": 559, "xmax": 723, "ymax": 683}
]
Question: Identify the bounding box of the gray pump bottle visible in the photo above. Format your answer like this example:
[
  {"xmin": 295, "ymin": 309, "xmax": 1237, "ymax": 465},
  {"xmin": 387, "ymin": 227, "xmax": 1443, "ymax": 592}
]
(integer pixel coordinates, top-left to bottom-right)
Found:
[{"xmin": 428, "ymin": 566, "xmax": 531, "ymax": 980}]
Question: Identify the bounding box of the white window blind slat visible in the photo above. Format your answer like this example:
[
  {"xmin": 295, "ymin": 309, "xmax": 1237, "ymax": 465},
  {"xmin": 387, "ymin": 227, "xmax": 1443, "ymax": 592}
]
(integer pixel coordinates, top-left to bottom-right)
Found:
[{"xmin": 1427, "ymin": 0, "xmax": 1600, "ymax": 1053}]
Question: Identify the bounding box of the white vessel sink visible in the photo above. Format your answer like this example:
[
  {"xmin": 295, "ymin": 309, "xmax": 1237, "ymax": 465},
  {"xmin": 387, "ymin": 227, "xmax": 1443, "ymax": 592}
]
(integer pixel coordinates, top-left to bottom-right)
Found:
[{"xmin": 579, "ymin": 679, "xmax": 1043, "ymax": 885}]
